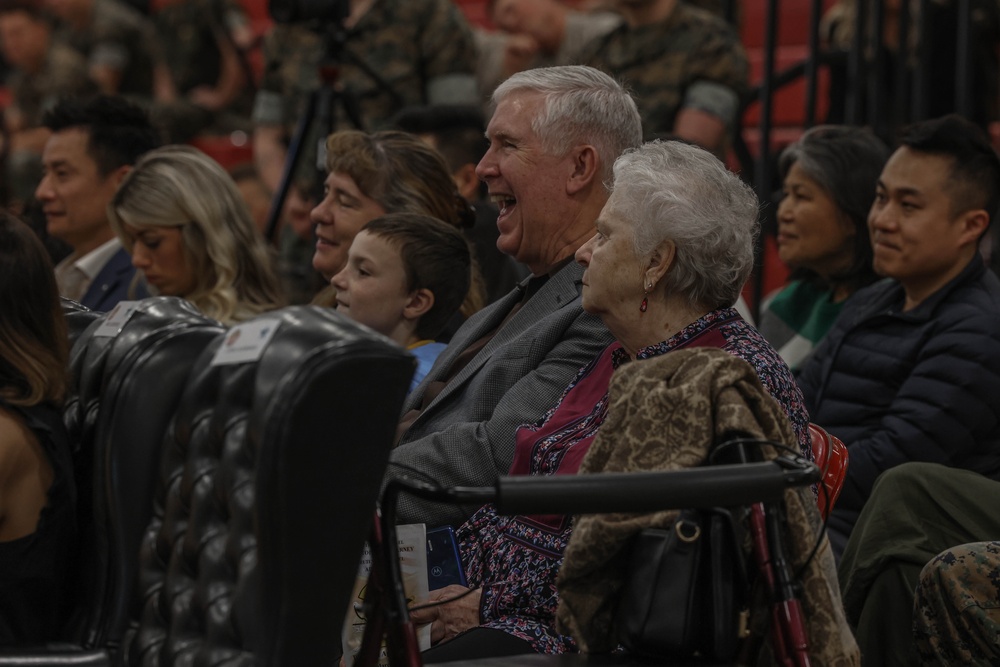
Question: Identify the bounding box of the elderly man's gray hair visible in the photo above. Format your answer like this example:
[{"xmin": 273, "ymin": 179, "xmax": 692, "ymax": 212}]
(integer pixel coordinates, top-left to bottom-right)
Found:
[
  {"xmin": 610, "ymin": 140, "xmax": 760, "ymax": 310},
  {"xmin": 493, "ymin": 65, "xmax": 642, "ymax": 181}
]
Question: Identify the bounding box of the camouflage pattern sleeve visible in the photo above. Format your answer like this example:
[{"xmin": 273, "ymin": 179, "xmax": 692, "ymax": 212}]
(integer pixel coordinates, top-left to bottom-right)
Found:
[
  {"xmin": 253, "ymin": 0, "xmax": 477, "ymax": 136},
  {"xmin": 51, "ymin": 0, "xmax": 163, "ymax": 99},
  {"xmin": 36, "ymin": 43, "xmax": 97, "ymax": 125},
  {"xmin": 914, "ymin": 541, "xmax": 1000, "ymax": 665},
  {"xmin": 682, "ymin": 0, "xmax": 740, "ymax": 23},
  {"xmin": 3, "ymin": 43, "xmax": 91, "ymax": 132},
  {"xmin": 416, "ymin": 0, "xmax": 479, "ymax": 105},
  {"xmin": 580, "ymin": 4, "xmax": 747, "ymax": 140},
  {"xmin": 253, "ymin": 23, "xmax": 323, "ymax": 128},
  {"xmin": 676, "ymin": 7, "xmax": 748, "ymax": 125}
]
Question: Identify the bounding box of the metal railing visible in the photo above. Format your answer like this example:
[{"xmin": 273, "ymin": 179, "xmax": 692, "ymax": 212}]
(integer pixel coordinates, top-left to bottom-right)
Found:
[{"xmin": 742, "ymin": 0, "xmax": 989, "ymax": 316}]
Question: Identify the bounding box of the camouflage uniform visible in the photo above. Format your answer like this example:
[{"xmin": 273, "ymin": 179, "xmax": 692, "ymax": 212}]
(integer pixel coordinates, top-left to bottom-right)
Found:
[
  {"xmin": 152, "ymin": 0, "xmax": 246, "ymax": 98},
  {"xmin": 914, "ymin": 541, "xmax": 1000, "ymax": 665},
  {"xmin": 253, "ymin": 0, "xmax": 478, "ymax": 185},
  {"xmin": 5, "ymin": 42, "xmax": 96, "ymax": 205},
  {"xmin": 52, "ymin": 0, "xmax": 165, "ymax": 98},
  {"xmin": 839, "ymin": 463, "xmax": 1000, "ymax": 667},
  {"xmin": 7, "ymin": 42, "xmax": 94, "ymax": 129},
  {"xmin": 475, "ymin": 9, "xmax": 622, "ymax": 99},
  {"xmin": 683, "ymin": 0, "xmax": 739, "ymax": 23},
  {"xmin": 149, "ymin": 0, "xmax": 252, "ymax": 141},
  {"xmin": 581, "ymin": 2, "xmax": 748, "ymax": 142}
]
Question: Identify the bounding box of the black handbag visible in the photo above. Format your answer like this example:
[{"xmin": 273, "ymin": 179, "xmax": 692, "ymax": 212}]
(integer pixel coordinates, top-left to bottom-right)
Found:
[{"xmin": 614, "ymin": 507, "xmax": 751, "ymax": 662}]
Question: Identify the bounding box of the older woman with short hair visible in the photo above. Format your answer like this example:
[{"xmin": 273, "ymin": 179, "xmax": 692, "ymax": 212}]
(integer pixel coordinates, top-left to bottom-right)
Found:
[
  {"xmin": 412, "ymin": 140, "xmax": 810, "ymax": 660},
  {"xmin": 759, "ymin": 125, "xmax": 889, "ymax": 369},
  {"xmin": 309, "ymin": 129, "xmax": 486, "ymax": 316}
]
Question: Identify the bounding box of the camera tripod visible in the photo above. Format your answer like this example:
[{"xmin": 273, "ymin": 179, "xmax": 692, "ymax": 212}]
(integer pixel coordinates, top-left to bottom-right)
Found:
[{"xmin": 262, "ymin": 13, "xmax": 403, "ymax": 243}]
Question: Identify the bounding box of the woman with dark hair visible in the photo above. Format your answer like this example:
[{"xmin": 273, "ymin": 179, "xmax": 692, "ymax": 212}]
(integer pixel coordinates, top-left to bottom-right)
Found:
[
  {"xmin": 0, "ymin": 213, "xmax": 76, "ymax": 644},
  {"xmin": 759, "ymin": 124, "xmax": 890, "ymax": 370}
]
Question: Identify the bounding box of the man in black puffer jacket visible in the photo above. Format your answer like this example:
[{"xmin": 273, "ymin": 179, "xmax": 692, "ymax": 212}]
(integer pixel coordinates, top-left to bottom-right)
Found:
[{"xmin": 797, "ymin": 114, "xmax": 1000, "ymax": 558}]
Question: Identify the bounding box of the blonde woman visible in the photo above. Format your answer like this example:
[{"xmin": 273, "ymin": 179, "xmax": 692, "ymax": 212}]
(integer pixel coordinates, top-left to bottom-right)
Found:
[{"xmin": 108, "ymin": 146, "xmax": 285, "ymax": 325}]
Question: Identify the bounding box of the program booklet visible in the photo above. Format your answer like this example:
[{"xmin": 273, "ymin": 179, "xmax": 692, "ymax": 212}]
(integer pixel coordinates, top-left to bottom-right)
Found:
[{"xmin": 342, "ymin": 523, "xmax": 430, "ymax": 667}]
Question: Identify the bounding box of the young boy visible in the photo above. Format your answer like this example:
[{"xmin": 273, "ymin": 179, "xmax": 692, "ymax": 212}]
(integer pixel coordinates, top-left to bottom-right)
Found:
[{"xmin": 332, "ymin": 213, "xmax": 472, "ymax": 391}]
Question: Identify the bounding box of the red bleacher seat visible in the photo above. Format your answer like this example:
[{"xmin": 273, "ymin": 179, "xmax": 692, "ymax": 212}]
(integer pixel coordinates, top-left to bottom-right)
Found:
[
  {"xmin": 738, "ymin": 0, "xmax": 841, "ymax": 309},
  {"xmin": 189, "ymin": 134, "xmax": 254, "ymax": 172},
  {"xmin": 740, "ymin": 1, "xmax": 838, "ymax": 132},
  {"xmin": 452, "ymin": 0, "xmax": 492, "ymax": 29}
]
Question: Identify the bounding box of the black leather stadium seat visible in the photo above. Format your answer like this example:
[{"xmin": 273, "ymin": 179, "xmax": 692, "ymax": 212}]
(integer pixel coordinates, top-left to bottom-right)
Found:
[
  {"xmin": 2, "ymin": 298, "xmax": 223, "ymax": 665},
  {"xmin": 70, "ymin": 299, "xmax": 225, "ymax": 649},
  {"xmin": 2, "ymin": 305, "xmax": 414, "ymax": 666},
  {"xmin": 119, "ymin": 306, "xmax": 414, "ymax": 665}
]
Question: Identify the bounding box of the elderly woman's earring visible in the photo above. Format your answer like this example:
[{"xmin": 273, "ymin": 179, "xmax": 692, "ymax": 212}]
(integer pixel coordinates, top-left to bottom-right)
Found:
[{"xmin": 639, "ymin": 283, "xmax": 651, "ymax": 313}]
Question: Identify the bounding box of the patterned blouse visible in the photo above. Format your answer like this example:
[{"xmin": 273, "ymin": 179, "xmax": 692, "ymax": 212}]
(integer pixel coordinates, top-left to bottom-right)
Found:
[{"xmin": 455, "ymin": 307, "xmax": 811, "ymax": 654}]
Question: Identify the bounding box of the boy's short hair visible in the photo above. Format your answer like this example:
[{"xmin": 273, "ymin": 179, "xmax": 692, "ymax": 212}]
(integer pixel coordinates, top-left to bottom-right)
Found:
[{"xmin": 362, "ymin": 213, "xmax": 471, "ymax": 340}]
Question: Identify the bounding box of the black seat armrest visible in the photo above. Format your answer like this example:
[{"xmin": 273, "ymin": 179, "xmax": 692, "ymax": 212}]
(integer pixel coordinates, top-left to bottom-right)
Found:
[
  {"xmin": 426, "ymin": 655, "xmax": 731, "ymax": 666},
  {"xmin": 0, "ymin": 645, "xmax": 111, "ymax": 666}
]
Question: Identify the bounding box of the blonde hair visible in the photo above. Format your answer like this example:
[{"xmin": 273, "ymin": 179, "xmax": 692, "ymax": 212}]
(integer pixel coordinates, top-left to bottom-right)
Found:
[{"xmin": 108, "ymin": 146, "xmax": 285, "ymax": 324}]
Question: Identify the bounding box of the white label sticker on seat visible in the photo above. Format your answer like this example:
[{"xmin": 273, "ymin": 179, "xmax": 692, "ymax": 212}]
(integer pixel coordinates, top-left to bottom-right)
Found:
[
  {"xmin": 210, "ymin": 318, "xmax": 282, "ymax": 366},
  {"xmin": 93, "ymin": 300, "xmax": 141, "ymax": 338}
]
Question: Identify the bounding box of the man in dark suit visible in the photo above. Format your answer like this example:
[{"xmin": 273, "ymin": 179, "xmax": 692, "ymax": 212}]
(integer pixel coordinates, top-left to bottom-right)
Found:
[
  {"xmin": 35, "ymin": 95, "xmax": 160, "ymax": 311},
  {"xmin": 390, "ymin": 65, "xmax": 643, "ymax": 527}
]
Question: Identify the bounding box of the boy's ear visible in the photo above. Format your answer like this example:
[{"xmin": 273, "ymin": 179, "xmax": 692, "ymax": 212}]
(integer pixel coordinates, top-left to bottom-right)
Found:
[{"xmin": 403, "ymin": 288, "xmax": 435, "ymax": 321}]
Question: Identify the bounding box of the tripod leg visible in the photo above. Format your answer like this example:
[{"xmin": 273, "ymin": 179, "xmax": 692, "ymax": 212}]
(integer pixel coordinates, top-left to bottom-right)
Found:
[{"xmin": 263, "ymin": 85, "xmax": 333, "ymax": 243}]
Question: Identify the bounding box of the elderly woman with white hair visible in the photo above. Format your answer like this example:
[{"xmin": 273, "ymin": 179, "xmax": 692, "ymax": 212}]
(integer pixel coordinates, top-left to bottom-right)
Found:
[{"xmin": 412, "ymin": 140, "xmax": 810, "ymax": 660}]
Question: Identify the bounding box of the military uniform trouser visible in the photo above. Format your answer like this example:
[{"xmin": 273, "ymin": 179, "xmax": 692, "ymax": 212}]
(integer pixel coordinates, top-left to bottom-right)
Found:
[
  {"xmin": 914, "ymin": 540, "xmax": 1000, "ymax": 664},
  {"xmin": 838, "ymin": 462, "xmax": 1000, "ymax": 666}
]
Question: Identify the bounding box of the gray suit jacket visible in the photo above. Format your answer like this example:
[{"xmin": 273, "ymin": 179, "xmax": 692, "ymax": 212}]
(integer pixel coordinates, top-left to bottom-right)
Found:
[{"xmin": 390, "ymin": 261, "xmax": 613, "ymax": 527}]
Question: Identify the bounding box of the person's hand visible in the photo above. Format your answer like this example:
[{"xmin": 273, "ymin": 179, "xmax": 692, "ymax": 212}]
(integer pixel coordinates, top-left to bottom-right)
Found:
[{"xmin": 409, "ymin": 585, "xmax": 482, "ymax": 644}]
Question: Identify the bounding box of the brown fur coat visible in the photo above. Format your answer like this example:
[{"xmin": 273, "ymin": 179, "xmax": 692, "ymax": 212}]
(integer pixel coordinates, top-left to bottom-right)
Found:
[{"xmin": 555, "ymin": 348, "xmax": 859, "ymax": 665}]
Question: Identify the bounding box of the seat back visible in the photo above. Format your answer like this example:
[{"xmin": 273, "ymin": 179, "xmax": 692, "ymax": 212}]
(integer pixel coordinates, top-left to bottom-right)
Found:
[
  {"xmin": 63, "ymin": 299, "xmax": 214, "ymax": 466},
  {"xmin": 62, "ymin": 299, "xmax": 104, "ymax": 455},
  {"xmin": 121, "ymin": 306, "xmax": 415, "ymax": 666},
  {"xmin": 808, "ymin": 423, "xmax": 849, "ymax": 519},
  {"xmin": 62, "ymin": 298, "xmax": 103, "ymax": 349},
  {"xmin": 61, "ymin": 298, "xmax": 224, "ymax": 648}
]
